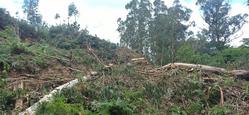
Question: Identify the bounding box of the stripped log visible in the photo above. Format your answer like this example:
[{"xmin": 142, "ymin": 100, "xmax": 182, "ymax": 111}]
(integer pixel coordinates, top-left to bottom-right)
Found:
[
  {"xmin": 131, "ymin": 57, "xmax": 145, "ymax": 61},
  {"xmin": 159, "ymin": 63, "xmax": 227, "ymax": 73},
  {"xmin": 159, "ymin": 63, "xmax": 249, "ymax": 80},
  {"xmin": 19, "ymin": 78, "xmax": 81, "ymax": 115},
  {"xmin": 230, "ymin": 70, "xmax": 249, "ymax": 80}
]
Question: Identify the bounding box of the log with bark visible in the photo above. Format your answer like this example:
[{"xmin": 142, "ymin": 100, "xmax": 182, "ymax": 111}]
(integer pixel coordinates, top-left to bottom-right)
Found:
[{"xmin": 159, "ymin": 63, "xmax": 249, "ymax": 80}]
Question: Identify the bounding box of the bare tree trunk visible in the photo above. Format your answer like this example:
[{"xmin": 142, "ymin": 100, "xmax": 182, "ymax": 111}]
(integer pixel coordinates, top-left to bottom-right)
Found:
[{"xmin": 159, "ymin": 63, "xmax": 249, "ymax": 80}]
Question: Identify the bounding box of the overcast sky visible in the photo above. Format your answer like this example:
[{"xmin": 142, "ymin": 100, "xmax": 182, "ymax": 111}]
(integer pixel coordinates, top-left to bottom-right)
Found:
[{"xmin": 0, "ymin": 0, "xmax": 248, "ymax": 46}]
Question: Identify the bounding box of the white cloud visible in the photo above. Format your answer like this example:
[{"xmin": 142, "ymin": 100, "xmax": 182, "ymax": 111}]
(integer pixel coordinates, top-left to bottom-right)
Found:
[
  {"xmin": 39, "ymin": 0, "xmax": 128, "ymax": 43},
  {"xmin": 0, "ymin": 0, "xmax": 25, "ymax": 18}
]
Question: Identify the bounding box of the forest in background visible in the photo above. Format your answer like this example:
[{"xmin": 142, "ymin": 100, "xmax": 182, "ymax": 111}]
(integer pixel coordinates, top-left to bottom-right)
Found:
[
  {"xmin": 1, "ymin": 0, "xmax": 249, "ymax": 68},
  {"xmin": 118, "ymin": 0, "xmax": 249, "ymax": 68},
  {"xmin": 0, "ymin": 0, "xmax": 249, "ymax": 114}
]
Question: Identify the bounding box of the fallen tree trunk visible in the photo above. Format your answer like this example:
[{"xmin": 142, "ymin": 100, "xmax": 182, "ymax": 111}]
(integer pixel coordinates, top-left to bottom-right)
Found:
[
  {"xmin": 19, "ymin": 78, "xmax": 82, "ymax": 115},
  {"xmin": 159, "ymin": 63, "xmax": 249, "ymax": 80}
]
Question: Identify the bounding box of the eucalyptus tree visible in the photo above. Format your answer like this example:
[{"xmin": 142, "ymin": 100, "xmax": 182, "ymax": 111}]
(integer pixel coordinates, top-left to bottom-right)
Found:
[
  {"xmin": 117, "ymin": 0, "xmax": 139, "ymax": 50},
  {"xmin": 137, "ymin": 0, "xmax": 153, "ymax": 57},
  {"xmin": 197, "ymin": 0, "xmax": 248, "ymax": 51},
  {"xmin": 68, "ymin": 2, "xmax": 79, "ymax": 23},
  {"xmin": 151, "ymin": 0, "xmax": 192, "ymax": 64},
  {"xmin": 23, "ymin": 0, "xmax": 42, "ymax": 26},
  {"xmin": 150, "ymin": 0, "xmax": 168, "ymax": 65}
]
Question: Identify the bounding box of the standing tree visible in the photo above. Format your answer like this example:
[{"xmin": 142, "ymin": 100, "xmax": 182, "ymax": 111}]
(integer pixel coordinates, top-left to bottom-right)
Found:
[
  {"xmin": 118, "ymin": 0, "xmax": 191, "ymax": 64},
  {"xmin": 68, "ymin": 3, "xmax": 79, "ymax": 23},
  {"xmin": 197, "ymin": 0, "xmax": 248, "ymax": 51},
  {"xmin": 150, "ymin": 0, "xmax": 192, "ymax": 64},
  {"xmin": 117, "ymin": 0, "xmax": 152, "ymax": 56},
  {"xmin": 117, "ymin": 0, "xmax": 139, "ymax": 49},
  {"xmin": 54, "ymin": 13, "xmax": 60, "ymax": 25},
  {"xmin": 137, "ymin": 0, "xmax": 152, "ymax": 57},
  {"xmin": 167, "ymin": 0, "xmax": 192, "ymax": 62},
  {"xmin": 22, "ymin": 0, "xmax": 42, "ymax": 26},
  {"xmin": 55, "ymin": 13, "xmax": 60, "ymax": 20},
  {"xmin": 150, "ymin": 0, "xmax": 168, "ymax": 65}
]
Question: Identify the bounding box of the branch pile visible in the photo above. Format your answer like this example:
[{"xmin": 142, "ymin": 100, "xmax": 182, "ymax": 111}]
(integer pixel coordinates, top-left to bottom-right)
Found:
[{"xmin": 158, "ymin": 63, "xmax": 249, "ymax": 80}]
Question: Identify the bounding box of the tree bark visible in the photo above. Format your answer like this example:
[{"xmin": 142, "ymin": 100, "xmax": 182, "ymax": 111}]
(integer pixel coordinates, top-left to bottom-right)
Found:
[{"xmin": 159, "ymin": 63, "xmax": 249, "ymax": 80}]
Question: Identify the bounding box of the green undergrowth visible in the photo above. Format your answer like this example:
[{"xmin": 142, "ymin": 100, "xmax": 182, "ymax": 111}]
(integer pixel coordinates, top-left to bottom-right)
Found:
[
  {"xmin": 0, "ymin": 27, "xmax": 102, "ymax": 113},
  {"xmin": 0, "ymin": 27, "xmax": 100, "ymax": 74},
  {"xmin": 37, "ymin": 66, "xmax": 249, "ymax": 115},
  {"xmin": 0, "ymin": 27, "xmax": 57, "ymax": 73}
]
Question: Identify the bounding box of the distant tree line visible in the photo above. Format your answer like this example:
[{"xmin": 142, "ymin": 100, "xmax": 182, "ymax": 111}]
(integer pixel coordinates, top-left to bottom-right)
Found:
[
  {"xmin": 0, "ymin": 0, "xmax": 117, "ymax": 60},
  {"xmin": 0, "ymin": 0, "xmax": 249, "ymax": 68},
  {"xmin": 118, "ymin": 0, "xmax": 249, "ymax": 67}
]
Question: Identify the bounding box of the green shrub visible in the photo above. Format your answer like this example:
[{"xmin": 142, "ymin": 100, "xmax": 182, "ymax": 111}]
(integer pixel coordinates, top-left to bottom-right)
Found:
[
  {"xmin": 92, "ymin": 99, "xmax": 133, "ymax": 115},
  {"xmin": 37, "ymin": 96, "xmax": 85, "ymax": 115},
  {"xmin": 0, "ymin": 62, "xmax": 15, "ymax": 112},
  {"xmin": 169, "ymin": 106, "xmax": 187, "ymax": 115},
  {"xmin": 209, "ymin": 106, "xmax": 231, "ymax": 115},
  {"xmin": 0, "ymin": 89, "xmax": 16, "ymax": 112},
  {"xmin": 246, "ymin": 84, "xmax": 249, "ymax": 94}
]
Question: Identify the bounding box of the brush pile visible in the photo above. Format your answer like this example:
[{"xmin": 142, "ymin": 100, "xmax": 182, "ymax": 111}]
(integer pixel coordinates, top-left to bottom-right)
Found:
[{"xmin": 33, "ymin": 49, "xmax": 249, "ymax": 114}]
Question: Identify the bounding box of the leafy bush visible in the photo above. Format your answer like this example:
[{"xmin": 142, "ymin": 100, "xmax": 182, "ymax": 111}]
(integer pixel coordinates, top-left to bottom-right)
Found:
[
  {"xmin": 176, "ymin": 43, "xmax": 249, "ymax": 69},
  {"xmin": 92, "ymin": 99, "xmax": 133, "ymax": 115},
  {"xmin": 0, "ymin": 61, "xmax": 15, "ymax": 112},
  {"xmin": 209, "ymin": 106, "xmax": 231, "ymax": 115},
  {"xmin": 37, "ymin": 96, "xmax": 85, "ymax": 115}
]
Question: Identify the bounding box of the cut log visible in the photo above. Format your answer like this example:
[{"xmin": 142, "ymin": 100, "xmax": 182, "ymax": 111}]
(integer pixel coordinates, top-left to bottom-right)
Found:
[
  {"xmin": 229, "ymin": 70, "xmax": 249, "ymax": 80},
  {"xmin": 19, "ymin": 71, "xmax": 100, "ymax": 115},
  {"xmin": 160, "ymin": 63, "xmax": 228, "ymax": 73},
  {"xmin": 159, "ymin": 63, "xmax": 249, "ymax": 80},
  {"xmin": 131, "ymin": 57, "xmax": 145, "ymax": 61},
  {"xmin": 19, "ymin": 79, "xmax": 80, "ymax": 115}
]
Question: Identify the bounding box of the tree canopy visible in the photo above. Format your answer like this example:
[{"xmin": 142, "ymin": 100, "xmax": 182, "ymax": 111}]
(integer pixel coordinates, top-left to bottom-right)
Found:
[{"xmin": 197, "ymin": 0, "xmax": 248, "ymax": 51}]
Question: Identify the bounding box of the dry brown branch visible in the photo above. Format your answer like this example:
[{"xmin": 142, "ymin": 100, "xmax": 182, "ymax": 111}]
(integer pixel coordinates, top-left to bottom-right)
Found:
[
  {"xmin": 86, "ymin": 43, "xmax": 107, "ymax": 67},
  {"xmin": 67, "ymin": 67, "xmax": 83, "ymax": 72},
  {"xmin": 219, "ymin": 87, "xmax": 224, "ymax": 106},
  {"xmin": 20, "ymin": 74, "xmax": 36, "ymax": 78}
]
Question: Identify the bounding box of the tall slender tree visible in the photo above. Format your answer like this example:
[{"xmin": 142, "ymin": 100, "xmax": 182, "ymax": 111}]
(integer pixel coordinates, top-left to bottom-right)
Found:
[
  {"xmin": 118, "ymin": 0, "xmax": 152, "ymax": 56},
  {"xmin": 68, "ymin": 2, "xmax": 79, "ymax": 23},
  {"xmin": 150, "ymin": 0, "xmax": 168, "ymax": 65},
  {"xmin": 22, "ymin": 0, "xmax": 42, "ymax": 26},
  {"xmin": 150, "ymin": 0, "xmax": 192, "ymax": 64},
  {"xmin": 117, "ymin": 0, "xmax": 139, "ymax": 49},
  {"xmin": 137, "ymin": 0, "xmax": 153, "ymax": 56},
  {"xmin": 168, "ymin": 0, "xmax": 192, "ymax": 62},
  {"xmin": 197, "ymin": 0, "xmax": 248, "ymax": 51},
  {"xmin": 55, "ymin": 13, "xmax": 60, "ymax": 20}
]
